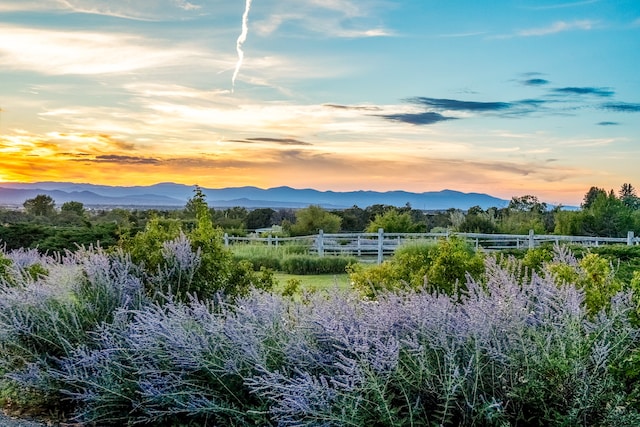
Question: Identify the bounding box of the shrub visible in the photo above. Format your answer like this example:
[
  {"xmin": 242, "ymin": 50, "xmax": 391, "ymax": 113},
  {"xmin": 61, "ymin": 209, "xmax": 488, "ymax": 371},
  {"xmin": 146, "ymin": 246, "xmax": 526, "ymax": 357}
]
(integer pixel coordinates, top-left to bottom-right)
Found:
[
  {"xmin": 0, "ymin": 246, "xmax": 145, "ymax": 416},
  {"xmin": 280, "ymin": 255, "xmax": 357, "ymax": 275},
  {"xmin": 2, "ymin": 244, "xmax": 639, "ymax": 426},
  {"xmin": 349, "ymin": 237, "xmax": 484, "ymax": 298},
  {"xmin": 547, "ymin": 246, "xmax": 622, "ymax": 315}
]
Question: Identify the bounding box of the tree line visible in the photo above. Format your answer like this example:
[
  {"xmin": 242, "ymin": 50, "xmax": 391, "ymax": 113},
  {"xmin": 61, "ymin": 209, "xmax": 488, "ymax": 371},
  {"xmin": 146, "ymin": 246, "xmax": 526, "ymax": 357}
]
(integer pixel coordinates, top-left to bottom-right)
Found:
[{"xmin": 1, "ymin": 183, "xmax": 639, "ymax": 252}]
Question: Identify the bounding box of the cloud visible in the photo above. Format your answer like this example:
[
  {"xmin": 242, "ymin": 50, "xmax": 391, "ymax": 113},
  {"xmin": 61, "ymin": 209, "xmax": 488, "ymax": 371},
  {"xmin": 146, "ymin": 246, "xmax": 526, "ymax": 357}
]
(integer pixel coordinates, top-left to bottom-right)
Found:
[
  {"xmin": 253, "ymin": 1, "xmax": 394, "ymax": 39},
  {"xmin": 597, "ymin": 121, "xmax": 619, "ymax": 126},
  {"xmin": 408, "ymin": 97, "xmax": 512, "ymax": 112},
  {"xmin": 601, "ymin": 102, "xmax": 640, "ymax": 112},
  {"xmin": 323, "ymin": 104, "xmax": 381, "ymax": 111},
  {"xmin": 517, "ymin": 20, "xmax": 596, "ymax": 37},
  {"xmin": 56, "ymin": 0, "xmax": 204, "ymax": 21},
  {"xmin": 523, "ymin": 78, "xmax": 550, "ymax": 86},
  {"xmin": 552, "ymin": 87, "xmax": 614, "ymax": 97},
  {"xmin": 379, "ymin": 112, "xmax": 457, "ymax": 125},
  {"xmin": 0, "ymin": 0, "xmax": 59, "ymax": 12},
  {"xmin": 230, "ymin": 137, "xmax": 313, "ymax": 146},
  {"xmin": 0, "ymin": 25, "xmax": 214, "ymax": 76},
  {"xmin": 525, "ymin": 0, "xmax": 600, "ymax": 10},
  {"xmin": 91, "ymin": 155, "xmax": 160, "ymax": 164}
]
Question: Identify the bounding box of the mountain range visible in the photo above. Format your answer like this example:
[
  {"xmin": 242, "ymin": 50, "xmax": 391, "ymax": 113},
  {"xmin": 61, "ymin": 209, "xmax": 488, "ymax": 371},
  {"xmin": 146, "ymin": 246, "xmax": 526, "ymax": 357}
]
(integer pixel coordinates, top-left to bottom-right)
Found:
[{"xmin": 0, "ymin": 182, "xmax": 510, "ymax": 210}]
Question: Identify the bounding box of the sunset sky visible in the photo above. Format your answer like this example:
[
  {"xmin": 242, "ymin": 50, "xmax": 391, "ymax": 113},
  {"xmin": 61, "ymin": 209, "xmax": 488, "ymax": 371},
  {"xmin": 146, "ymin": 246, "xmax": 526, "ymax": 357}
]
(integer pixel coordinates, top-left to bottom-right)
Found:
[{"xmin": 0, "ymin": 0, "xmax": 639, "ymax": 205}]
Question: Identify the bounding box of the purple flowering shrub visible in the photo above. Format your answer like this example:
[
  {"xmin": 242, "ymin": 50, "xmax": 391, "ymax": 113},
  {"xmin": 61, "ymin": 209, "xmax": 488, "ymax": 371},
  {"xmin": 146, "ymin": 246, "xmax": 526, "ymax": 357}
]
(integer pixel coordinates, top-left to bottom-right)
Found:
[
  {"xmin": 0, "ymin": 245, "xmax": 145, "ymax": 413},
  {"xmin": 0, "ymin": 242, "xmax": 639, "ymax": 425}
]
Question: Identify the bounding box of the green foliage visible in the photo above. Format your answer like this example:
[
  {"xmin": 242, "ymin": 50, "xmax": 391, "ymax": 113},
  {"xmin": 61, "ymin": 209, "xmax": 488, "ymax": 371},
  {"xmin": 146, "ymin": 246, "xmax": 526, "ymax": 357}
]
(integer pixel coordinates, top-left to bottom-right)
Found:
[
  {"xmin": 246, "ymin": 208, "xmax": 276, "ymax": 230},
  {"xmin": 521, "ymin": 246, "xmax": 554, "ymax": 273},
  {"xmin": 124, "ymin": 196, "xmax": 274, "ymax": 300},
  {"xmin": 60, "ymin": 201, "xmax": 85, "ymax": 216},
  {"xmin": 288, "ymin": 205, "xmax": 342, "ymax": 236},
  {"xmin": 457, "ymin": 208, "xmax": 498, "ymax": 233},
  {"xmin": 23, "ymin": 194, "xmax": 56, "ymax": 217},
  {"xmin": 0, "ymin": 253, "xmax": 11, "ymax": 282},
  {"xmin": 548, "ymin": 251, "xmax": 621, "ymax": 315},
  {"xmin": 125, "ymin": 217, "xmax": 183, "ymax": 271},
  {"xmin": 280, "ymin": 255, "xmax": 357, "ymax": 275},
  {"xmin": 366, "ymin": 209, "xmax": 425, "ymax": 233},
  {"xmin": 509, "ymin": 194, "xmax": 547, "ymax": 213},
  {"xmin": 281, "ymin": 278, "xmax": 302, "ymax": 297},
  {"xmin": 348, "ymin": 237, "xmax": 484, "ymax": 298}
]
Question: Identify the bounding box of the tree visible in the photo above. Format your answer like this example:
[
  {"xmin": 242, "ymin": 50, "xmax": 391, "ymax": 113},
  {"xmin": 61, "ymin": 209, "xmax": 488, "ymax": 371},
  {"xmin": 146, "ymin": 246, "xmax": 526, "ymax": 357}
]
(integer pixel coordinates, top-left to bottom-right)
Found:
[
  {"xmin": 508, "ymin": 195, "xmax": 547, "ymax": 213},
  {"xmin": 581, "ymin": 191, "xmax": 634, "ymax": 237},
  {"xmin": 336, "ymin": 205, "xmax": 369, "ymax": 232},
  {"xmin": 288, "ymin": 205, "xmax": 342, "ymax": 236},
  {"xmin": 184, "ymin": 186, "xmax": 208, "ymax": 218},
  {"xmin": 61, "ymin": 201, "xmax": 85, "ymax": 216},
  {"xmin": 458, "ymin": 208, "xmax": 498, "ymax": 233},
  {"xmin": 23, "ymin": 194, "xmax": 56, "ymax": 217},
  {"xmin": 619, "ymin": 183, "xmax": 640, "ymax": 210},
  {"xmin": 582, "ymin": 187, "xmax": 606, "ymax": 209},
  {"xmin": 246, "ymin": 208, "xmax": 276, "ymax": 230},
  {"xmin": 366, "ymin": 209, "xmax": 425, "ymax": 233}
]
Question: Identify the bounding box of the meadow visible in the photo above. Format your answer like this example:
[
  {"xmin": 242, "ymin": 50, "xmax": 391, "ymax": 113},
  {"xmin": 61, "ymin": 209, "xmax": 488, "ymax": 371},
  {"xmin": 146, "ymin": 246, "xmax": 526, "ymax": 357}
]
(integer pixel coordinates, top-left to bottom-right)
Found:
[
  {"xmin": 1, "ymin": 228, "xmax": 640, "ymax": 426},
  {"xmin": 2, "ymin": 191, "xmax": 640, "ymax": 426}
]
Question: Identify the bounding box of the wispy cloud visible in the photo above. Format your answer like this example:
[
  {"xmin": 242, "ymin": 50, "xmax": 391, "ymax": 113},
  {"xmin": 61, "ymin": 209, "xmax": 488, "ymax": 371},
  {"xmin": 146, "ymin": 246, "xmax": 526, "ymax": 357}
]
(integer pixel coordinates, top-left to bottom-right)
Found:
[
  {"xmin": 380, "ymin": 112, "xmax": 456, "ymax": 125},
  {"xmin": 597, "ymin": 121, "xmax": 619, "ymax": 126},
  {"xmin": 523, "ymin": 78, "xmax": 550, "ymax": 86},
  {"xmin": 56, "ymin": 0, "xmax": 204, "ymax": 21},
  {"xmin": 323, "ymin": 104, "xmax": 381, "ymax": 111},
  {"xmin": 552, "ymin": 87, "xmax": 614, "ymax": 97},
  {"xmin": 230, "ymin": 137, "xmax": 313, "ymax": 146},
  {"xmin": 408, "ymin": 97, "xmax": 512, "ymax": 112},
  {"xmin": 91, "ymin": 154, "xmax": 160, "ymax": 164},
  {"xmin": 253, "ymin": 1, "xmax": 394, "ymax": 39},
  {"xmin": 517, "ymin": 20, "xmax": 596, "ymax": 37},
  {"xmin": 525, "ymin": 0, "xmax": 600, "ymax": 10},
  {"xmin": 0, "ymin": 25, "xmax": 215, "ymax": 75},
  {"xmin": 601, "ymin": 102, "xmax": 640, "ymax": 112}
]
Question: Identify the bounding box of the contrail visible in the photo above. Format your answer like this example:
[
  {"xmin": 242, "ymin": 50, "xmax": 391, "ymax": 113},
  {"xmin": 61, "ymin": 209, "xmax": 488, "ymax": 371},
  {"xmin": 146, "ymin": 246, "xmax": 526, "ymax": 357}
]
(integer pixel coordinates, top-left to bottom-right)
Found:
[{"xmin": 232, "ymin": 0, "xmax": 252, "ymax": 92}]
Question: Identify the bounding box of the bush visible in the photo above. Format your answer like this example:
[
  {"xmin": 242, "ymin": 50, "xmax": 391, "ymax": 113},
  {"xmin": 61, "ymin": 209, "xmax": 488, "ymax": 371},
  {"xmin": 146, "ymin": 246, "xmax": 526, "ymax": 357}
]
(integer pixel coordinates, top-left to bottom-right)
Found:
[
  {"xmin": 349, "ymin": 237, "xmax": 484, "ymax": 298},
  {"xmin": 0, "ymin": 246, "xmax": 145, "ymax": 416},
  {"xmin": 2, "ymin": 244, "xmax": 640, "ymax": 425},
  {"xmin": 280, "ymin": 255, "xmax": 357, "ymax": 275}
]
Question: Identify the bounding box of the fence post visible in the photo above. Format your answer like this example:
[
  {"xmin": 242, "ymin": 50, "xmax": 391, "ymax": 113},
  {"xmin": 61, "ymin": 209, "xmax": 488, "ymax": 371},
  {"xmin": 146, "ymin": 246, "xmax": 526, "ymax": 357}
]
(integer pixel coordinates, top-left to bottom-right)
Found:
[
  {"xmin": 357, "ymin": 235, "xmax": 361, "ymax": 256},
  {"xmin": 318, "ymin": 229, "xmax": 324, "ymax": 257},
  {"xmin": 628, "ymin": 231, "xmax": 634, "ymax": 246},
  {"xmin": 224, "ymin": 233, "xmax": 229, "ymax": 247},
  {"xmin": 377, "ymin": 228, "xmax": 384, "ymax": 264},
  {"xmin": 528, "ymin": 229, "xmax": 535, "ymax": 249},
  {"xmin": 275, "ymin": 236, "xmax": 279, "ymax": 247},
  {"xmin": 268, "ymin": 234, "xmax": 272, "ymax": 247}
]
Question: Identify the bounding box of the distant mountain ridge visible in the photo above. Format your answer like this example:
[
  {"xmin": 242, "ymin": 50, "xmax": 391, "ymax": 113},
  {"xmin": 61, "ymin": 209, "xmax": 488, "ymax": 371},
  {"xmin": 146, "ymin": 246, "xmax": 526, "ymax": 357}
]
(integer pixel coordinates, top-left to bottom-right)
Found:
[{"xmin": 0, "ymin": 182, "xmax": 510, "ymax": 210}]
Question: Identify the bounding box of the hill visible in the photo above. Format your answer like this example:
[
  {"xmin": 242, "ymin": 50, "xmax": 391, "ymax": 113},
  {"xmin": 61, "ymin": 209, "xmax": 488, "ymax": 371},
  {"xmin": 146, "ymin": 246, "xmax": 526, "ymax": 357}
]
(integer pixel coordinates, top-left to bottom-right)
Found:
[{"xmin": 0, "ymin": 182, "xmax": 509, "ymax": 210}]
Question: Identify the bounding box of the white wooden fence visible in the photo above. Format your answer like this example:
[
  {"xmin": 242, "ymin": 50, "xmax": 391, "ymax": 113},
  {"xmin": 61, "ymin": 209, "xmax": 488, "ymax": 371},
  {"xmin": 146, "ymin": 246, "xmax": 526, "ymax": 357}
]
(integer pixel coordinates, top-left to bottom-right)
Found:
[{"xmin": 224, "ymin": 229, "xmax": 638, "ymax": 264}]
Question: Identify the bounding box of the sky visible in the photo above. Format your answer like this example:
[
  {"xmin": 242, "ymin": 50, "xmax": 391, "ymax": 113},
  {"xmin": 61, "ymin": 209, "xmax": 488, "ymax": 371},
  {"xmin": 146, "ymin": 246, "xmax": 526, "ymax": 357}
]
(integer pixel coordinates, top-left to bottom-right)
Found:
[{"xmin": 0, "ymin": 0, "xmax": 639, "ymax": 206}]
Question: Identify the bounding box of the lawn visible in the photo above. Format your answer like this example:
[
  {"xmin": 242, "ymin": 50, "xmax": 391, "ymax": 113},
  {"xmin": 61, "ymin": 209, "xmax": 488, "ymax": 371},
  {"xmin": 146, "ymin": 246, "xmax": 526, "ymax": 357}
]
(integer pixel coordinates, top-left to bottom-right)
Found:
[{"xmin": 274, "ymin": 272, "xmax": 351, "ymax": 292}]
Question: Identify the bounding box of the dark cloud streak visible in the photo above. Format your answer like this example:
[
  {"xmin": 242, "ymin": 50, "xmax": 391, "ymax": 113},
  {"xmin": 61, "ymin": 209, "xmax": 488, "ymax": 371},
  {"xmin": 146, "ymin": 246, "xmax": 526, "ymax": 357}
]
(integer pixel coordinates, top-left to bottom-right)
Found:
[
  {"xmin": 380, "ymin": 112, "xmax": 457, "ymax": 125},
  {"xmin": 230, "ymin": 137, "xmax": 313, "ymax": 146},
  {"xmin": 523, "ymin": 78, "xmax": 549, "ymax": 86},
  {"xmin": 552, "ymin": 87, "xmax": 614, "ymax": 97},
  {"xmin": 408, "ymin": 97, "xmax": 512, "ymax": 111},
  {"xmin": 601, "ymin": 102, "xmax": 640, "ymax": 112}
]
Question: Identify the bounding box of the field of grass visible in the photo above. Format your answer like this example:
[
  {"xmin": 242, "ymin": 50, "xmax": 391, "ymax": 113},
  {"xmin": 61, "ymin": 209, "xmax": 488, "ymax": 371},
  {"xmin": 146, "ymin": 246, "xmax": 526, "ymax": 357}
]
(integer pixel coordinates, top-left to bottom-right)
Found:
[{"xmin": 273, "ymin": 272, "xmax": 351, "ymax": 292}]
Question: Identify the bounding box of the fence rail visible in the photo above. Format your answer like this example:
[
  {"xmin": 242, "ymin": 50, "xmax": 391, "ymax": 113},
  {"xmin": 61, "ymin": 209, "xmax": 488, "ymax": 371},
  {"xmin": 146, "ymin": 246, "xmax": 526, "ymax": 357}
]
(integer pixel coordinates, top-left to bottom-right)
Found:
[{"xmin": 224, "ymin": 229, "xmax": 638, "ymax": 264}]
